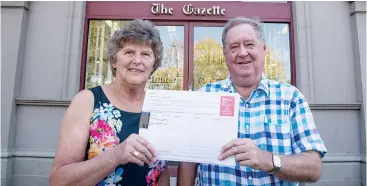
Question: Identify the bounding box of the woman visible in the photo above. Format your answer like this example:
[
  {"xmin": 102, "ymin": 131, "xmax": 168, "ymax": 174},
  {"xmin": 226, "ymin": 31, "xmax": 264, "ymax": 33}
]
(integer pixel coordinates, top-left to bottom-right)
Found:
[{"xmin": 49, "ymin": 19, "xmax": 169, "ymax": 186}]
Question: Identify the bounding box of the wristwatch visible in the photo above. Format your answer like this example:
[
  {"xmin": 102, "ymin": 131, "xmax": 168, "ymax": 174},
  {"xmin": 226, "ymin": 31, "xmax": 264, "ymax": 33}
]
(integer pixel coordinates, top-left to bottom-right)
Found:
[{"xmin": 268, "ymin": 154, "xmax": 282, "ymax": 174}]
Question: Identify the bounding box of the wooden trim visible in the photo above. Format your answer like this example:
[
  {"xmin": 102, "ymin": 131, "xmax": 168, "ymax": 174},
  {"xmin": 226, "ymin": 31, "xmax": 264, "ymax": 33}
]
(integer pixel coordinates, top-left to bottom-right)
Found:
[
  {"xmin": 79, "ymin": 14, "xmax": 89, "ymax": 91},
  {"xmin": 188, "ymin": 22, "xmax": 194, "ymax": 90},
  {"xmin": 14, "ymin": 99, "xmax": 362, "ymax": 110},
  {"xmin": 150, "ymin": 21, "xmax": 189, "ymax": 90},
  {"xmin": 189, "ymin": 22, "xmax": 226, "ymax": 27},
  {"xmin": 184, "ymin": 22, "xmax": 190, "ymax": 90},
  {"xmin": 151, "ymin": 21, "xmax": 187, "ymax": 27},
  {"xmin": 289, "ymin": 1, "xmax": 296, "ymax": 86}
]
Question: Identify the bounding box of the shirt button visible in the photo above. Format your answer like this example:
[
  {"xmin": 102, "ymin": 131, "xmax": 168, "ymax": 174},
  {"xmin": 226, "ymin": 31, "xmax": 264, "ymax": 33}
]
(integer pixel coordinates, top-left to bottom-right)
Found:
[
  {"xmin": 245, "ymin": 104, "xmax": 249, "ymax": 108},
  {"xmin": 249, "ymin": 176, "xmax": 253, "ymax": 180},
  {"xmin": 245, "ymin": 125, "xmax": 250, "ymax": 129}
]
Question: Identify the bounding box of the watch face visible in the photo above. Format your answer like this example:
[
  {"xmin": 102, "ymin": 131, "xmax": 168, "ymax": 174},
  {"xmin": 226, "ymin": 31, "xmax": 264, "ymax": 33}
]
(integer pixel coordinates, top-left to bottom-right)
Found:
[{"xmin": 274, "ymin": 155, "xmax": 281, "ymax": 167}]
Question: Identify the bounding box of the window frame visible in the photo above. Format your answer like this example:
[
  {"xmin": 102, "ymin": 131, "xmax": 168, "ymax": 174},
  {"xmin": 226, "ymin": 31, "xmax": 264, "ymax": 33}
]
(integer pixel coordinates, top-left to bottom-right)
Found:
[{"xmin": 153, "ymin": 21, "xmax": 189, "ymax": 90}]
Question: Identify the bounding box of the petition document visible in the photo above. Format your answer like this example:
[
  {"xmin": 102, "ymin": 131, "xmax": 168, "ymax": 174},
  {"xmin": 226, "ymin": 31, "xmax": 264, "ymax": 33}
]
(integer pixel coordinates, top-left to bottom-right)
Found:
[{"xmin": 139, "ymin": 89, "xmax": 240, "ymax": 166}]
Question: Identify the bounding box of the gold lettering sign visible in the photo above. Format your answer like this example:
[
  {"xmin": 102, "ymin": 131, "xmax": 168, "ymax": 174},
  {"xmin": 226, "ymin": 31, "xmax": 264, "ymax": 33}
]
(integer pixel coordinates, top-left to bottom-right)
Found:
[
  {"xmin": 183, "ymin": 4, "xmax": 225, "ymax": 16},
  {"xmin": 151, "ymin": 3, "xmax": 225, "ymax": 16},
  {"xmin": 151, "ymin": 3, "xmax": 173, "ymax": 15},
  {"xmin": 150, "ymin": 77, "xmax": 176, "ymax": 84},
  {"xmin": 198, "ymin": 77, "xmax": 223, "ymax": 85}
]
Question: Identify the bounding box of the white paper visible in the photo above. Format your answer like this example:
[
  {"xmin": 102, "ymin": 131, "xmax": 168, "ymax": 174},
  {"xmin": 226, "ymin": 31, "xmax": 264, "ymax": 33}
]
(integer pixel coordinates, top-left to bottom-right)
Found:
[{"xmin": 139, "ymin": 89, "xmax": 240, "ymax": 166}]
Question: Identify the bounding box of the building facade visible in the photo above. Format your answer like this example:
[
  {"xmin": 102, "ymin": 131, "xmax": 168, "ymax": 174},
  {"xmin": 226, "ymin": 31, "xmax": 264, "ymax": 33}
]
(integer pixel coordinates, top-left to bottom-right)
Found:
[{"xmin": 1, "ymin": 1, "xmax": 366, "ymax": 185}]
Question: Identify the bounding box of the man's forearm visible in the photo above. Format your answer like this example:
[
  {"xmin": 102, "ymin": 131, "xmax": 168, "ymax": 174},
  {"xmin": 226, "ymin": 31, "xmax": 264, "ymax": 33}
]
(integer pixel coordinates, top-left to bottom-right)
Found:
[
  {"xmin": 273, "ymin": 151, "xmax": 322, "ymax": 182},
  {"xmin": 177, "ymin": 162, "xmax": 198, "ymax": 186}
]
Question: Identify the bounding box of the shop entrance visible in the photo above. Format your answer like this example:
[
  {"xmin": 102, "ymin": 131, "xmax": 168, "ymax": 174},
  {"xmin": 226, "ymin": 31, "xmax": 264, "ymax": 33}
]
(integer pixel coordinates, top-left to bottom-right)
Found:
[{"xmin": 81, "ymin": 2, "xmax": 294, "ymax": 91}]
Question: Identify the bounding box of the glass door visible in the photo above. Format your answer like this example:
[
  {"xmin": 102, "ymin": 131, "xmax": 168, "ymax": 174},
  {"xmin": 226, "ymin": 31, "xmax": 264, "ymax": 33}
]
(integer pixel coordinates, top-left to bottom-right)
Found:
[
  {"xmin": 147, "ymin": 22, "xmax": 188, "ymax": 90},
  {"xmin": 189, "ymin": 22, "xmax": 226, "ymax": 91}
]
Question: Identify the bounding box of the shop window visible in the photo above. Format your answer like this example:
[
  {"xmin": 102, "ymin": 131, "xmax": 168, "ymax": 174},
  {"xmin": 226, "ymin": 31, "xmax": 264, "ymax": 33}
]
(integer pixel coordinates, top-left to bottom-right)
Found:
[
  {"xmin": 192, "ymin": 23, "xmax": 291, "ymax": 90},
  {"xmin": 84, "ymin": 21, "xmax": 291, "ymax": 90},
  {"xmin": 85, "ymin": 20, "xmax": 185, "ymax": 90}
]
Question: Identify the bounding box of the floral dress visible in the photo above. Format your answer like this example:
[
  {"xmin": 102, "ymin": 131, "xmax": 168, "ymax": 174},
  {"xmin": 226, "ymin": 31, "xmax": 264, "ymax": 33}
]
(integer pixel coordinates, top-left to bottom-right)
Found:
[{"xmin": 86, "ymin": 86, "xmax": 168, "ymax": 186}]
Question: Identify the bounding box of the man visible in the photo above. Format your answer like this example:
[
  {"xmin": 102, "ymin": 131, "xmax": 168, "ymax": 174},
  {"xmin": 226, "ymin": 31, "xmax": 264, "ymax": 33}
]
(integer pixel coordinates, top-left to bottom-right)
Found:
[{"xmin": 177, "ymin": 17, "xmax": 327, "ymax": 186}]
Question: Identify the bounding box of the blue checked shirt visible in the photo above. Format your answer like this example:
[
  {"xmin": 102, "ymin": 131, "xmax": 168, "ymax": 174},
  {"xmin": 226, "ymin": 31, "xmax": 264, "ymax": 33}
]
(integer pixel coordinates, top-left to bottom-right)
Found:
[{"xmin": 196, "ymin": 76, "xmax": 327, "ymax": 186}]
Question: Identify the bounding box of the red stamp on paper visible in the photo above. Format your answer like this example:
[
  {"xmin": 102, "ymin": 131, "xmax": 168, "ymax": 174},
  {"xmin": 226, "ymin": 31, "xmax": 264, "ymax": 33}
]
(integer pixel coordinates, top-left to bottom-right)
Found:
[{"xmin": 220, "ymin": 96, "xmax": 235, "ymax": 116}]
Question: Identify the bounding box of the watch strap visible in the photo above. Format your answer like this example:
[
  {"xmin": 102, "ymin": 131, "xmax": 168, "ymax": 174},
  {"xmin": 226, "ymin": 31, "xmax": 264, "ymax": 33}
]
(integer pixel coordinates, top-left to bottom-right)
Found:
[{"xmin": 268, "ymin": 154, "xmax": 281, "ymax": 174}]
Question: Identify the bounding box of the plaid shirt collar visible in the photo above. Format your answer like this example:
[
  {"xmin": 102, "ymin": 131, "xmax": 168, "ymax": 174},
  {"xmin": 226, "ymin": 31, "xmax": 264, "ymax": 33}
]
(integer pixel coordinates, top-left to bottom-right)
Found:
[{"xmin": 220, "ymin": 75, "xmax": 270, "ymax": 97}]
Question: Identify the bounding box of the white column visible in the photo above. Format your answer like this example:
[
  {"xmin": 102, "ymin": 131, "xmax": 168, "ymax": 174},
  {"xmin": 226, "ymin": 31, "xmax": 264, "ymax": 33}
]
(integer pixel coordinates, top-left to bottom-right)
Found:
[
  {"xmin": 292, "ymin": 1, "xmax": 315, "ymax": 103},
  {"xmin": 1, "ymin": 1, "xmax": 30, "ymax": 185},
  {"xmin": 349, "ymin": 0, "xmax": 366, "ymax": 182}
]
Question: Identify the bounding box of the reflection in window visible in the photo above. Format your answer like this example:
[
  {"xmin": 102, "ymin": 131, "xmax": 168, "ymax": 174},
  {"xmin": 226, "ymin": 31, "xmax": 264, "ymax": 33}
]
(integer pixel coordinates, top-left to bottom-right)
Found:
[
  {"xmin": 263, "ymin": 23, "xmax": 291, "ymax": 84},
  {"xmin": 85, "ymin": 20, "xmax": 128, "ymax": 89},
  {"xmin": 147, "ymin": 26, "xmax": 184, "ymax": 90},
  {"xmin": 193, "ymin": 27, "xmax": 227, "ymax": 90},
  {"xmin": 85, "ymin": 20, "xmax": 184, "ymax": 90},
  {"xmin": 193, "ymin": 23, "xmax": 291, "ymax": 90}
]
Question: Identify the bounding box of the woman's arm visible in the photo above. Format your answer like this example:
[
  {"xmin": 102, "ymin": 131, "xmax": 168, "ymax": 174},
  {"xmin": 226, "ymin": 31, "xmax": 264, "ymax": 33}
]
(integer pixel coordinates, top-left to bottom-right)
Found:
[
  {"xmin": 158, "ymin": 167, "xmax": 171, "ymax": 186},
  {"xmin": 177, "ymin": 162, "xmax": 198, "ymax": 186},
  {"xmin": 49, "ymin": 89, "xmax": 158, "ymax": 186},
  {"xmin": 49, "ymin": 90, "xmax": 121, "ymax": 186}
]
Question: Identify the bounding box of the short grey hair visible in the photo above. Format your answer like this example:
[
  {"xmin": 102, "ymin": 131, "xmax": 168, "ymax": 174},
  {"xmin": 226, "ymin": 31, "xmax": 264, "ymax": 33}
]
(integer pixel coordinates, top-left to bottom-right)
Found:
[
  {"xmin": 222, "ymin": 17, "xmax": 265, "ymax": 47},
  {"xmin": 107, "ymin": 19, "xmax": 163, "ymax": 76}
]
